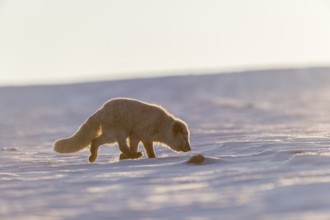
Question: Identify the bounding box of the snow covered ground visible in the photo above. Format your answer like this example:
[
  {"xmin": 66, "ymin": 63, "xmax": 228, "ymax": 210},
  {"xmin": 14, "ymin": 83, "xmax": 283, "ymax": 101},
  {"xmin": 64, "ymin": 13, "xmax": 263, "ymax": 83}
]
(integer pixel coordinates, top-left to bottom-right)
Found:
[{"xmin": 1, "ymin": 67, "xmax": 330, "ymax": 220}]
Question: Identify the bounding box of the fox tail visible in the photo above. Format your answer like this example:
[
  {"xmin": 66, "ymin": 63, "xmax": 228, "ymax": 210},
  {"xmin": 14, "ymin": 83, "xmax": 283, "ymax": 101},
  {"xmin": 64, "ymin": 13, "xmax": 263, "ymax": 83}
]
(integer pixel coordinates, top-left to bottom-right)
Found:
[{"xmin": 53, "ymin": 115, "xmax": 101, "ymax": 153}]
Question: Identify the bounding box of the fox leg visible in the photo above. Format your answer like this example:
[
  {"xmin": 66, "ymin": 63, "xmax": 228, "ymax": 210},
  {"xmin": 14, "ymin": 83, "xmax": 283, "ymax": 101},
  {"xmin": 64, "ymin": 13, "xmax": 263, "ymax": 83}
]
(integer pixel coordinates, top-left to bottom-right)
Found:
[
  {"xmin": 89, "ymin": 134, "xmax": 109, "ymax": 163},
  {"xmin": 119, "ymin": 136, "xmax": 142, "ymax": 160},
  {"xmin": 142, "ymin": 141, "xmax": 156, "ymax": 158},
  {"xmin": 129, "ymin": 136, "xmax": 140, "ymax": 153},
  {"xmin": 118, "ymin": 137, "xmax": 134, "ymax": 158}
]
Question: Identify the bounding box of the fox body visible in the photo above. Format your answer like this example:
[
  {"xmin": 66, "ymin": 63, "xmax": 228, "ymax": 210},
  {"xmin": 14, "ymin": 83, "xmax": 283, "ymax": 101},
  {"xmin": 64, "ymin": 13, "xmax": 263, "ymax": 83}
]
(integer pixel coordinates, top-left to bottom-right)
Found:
[{"xmin": 53, "ymin": 98, "xmax": 191, "ymax": 163}]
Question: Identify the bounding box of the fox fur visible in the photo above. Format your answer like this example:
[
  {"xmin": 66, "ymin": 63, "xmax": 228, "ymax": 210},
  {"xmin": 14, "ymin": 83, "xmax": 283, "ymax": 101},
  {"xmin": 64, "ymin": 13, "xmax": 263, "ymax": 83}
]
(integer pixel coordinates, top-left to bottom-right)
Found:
[{"xmin": 53, "ymin": 98, "xmax": 191, "ymax": 163}]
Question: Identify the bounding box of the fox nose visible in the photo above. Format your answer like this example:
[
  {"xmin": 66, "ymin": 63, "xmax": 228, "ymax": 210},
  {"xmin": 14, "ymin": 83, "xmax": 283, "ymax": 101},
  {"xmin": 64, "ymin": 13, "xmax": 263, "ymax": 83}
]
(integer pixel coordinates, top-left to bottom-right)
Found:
[{"xmin": 182, "ymin": 144, "xmax": 191, "ymax": 152}]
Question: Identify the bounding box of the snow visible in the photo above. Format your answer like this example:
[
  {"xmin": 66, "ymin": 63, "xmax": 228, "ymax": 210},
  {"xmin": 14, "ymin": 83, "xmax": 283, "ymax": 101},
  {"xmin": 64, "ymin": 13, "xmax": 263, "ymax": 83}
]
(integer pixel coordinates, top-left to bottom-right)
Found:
[{"xmin": 1, "ymin": 67, "xmax": 330, "ymax": 220}]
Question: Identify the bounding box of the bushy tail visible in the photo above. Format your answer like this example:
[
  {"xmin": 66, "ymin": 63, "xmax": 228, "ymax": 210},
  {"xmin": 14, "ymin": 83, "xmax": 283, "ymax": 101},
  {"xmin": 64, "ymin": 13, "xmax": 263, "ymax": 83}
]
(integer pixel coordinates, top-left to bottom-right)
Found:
[{"xmin": 53, "ymin": 115, "xmax": 101, "ymax": 153}]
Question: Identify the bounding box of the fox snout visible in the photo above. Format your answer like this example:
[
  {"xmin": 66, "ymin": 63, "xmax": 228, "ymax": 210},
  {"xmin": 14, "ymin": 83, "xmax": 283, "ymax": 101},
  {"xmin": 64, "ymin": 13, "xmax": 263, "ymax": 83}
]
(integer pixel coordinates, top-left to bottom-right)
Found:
[{"xmin": 181, "ymin": 144, "xmax": 191, "ymax": 152}]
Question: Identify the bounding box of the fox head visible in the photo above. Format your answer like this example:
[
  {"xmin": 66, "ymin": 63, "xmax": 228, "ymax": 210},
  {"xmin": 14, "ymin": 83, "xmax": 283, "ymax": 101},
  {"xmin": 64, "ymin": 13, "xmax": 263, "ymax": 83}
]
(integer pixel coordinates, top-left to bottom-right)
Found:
[{"xmin": 168, "ymin": 120, "xmax": 191, "ymax": 153}]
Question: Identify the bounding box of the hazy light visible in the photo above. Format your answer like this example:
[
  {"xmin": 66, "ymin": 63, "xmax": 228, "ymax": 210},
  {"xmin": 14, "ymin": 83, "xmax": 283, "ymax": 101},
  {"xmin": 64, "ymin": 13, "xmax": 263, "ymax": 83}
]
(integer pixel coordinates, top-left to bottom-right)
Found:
[{"xmin": 0, "ymin": 0, "xmax": 330, "ymax": 85}]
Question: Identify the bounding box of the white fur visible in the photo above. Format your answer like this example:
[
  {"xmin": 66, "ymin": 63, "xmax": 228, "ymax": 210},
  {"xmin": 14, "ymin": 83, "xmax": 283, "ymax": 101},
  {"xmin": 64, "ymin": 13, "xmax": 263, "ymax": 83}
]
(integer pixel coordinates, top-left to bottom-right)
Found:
[{"xmin": 53, "ymin": 98, "xmax": 191, "ymax": 162}]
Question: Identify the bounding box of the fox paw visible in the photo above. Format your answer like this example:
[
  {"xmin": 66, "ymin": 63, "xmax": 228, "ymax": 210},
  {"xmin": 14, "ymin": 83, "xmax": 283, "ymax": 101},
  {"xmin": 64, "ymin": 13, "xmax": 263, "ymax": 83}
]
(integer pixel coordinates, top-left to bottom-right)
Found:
[
  {"xmin": 119, "ymin": 152, "xmax": 143, "ymax": 160},
  {"xmin": 89, "ymin": 153, "xmax": 97, "ymax": 163}
]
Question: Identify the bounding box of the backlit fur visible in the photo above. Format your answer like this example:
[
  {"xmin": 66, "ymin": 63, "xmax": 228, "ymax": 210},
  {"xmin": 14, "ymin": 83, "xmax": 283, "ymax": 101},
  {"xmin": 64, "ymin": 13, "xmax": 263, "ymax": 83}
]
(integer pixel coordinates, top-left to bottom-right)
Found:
[{"xmin": 53, "ymin": 98, "xmax": 191, "ymax": 163}]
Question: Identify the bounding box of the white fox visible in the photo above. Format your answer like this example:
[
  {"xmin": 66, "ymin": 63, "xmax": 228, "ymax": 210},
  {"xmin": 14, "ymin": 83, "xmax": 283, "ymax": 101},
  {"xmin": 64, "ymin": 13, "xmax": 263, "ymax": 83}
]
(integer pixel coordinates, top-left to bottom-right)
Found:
[{"xmin": 53, "ymin": 98, "xmax": 191, "ymax": 163}]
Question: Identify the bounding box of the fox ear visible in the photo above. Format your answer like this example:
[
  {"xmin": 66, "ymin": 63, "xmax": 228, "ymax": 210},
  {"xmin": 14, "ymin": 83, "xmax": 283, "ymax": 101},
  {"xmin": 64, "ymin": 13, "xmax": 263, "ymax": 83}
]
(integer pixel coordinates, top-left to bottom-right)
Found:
[{"xmin": 173, "ymin": 121, "xmax": 184, "ymax": 134}]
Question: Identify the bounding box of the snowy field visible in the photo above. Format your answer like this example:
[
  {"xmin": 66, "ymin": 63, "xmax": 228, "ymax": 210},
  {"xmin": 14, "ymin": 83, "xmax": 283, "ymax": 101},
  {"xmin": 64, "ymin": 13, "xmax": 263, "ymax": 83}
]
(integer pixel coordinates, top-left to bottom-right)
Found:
[{"xmin": 1, "ymin": 67, "xmax": 330, "ymax": 220}]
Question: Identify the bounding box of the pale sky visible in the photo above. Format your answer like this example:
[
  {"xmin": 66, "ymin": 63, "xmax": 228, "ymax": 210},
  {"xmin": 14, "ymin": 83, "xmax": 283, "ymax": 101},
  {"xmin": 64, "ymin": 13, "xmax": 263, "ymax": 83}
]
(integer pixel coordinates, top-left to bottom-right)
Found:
[{"xmin": 1, "ymin": 0, "xmax": 330, "ymax": 85}]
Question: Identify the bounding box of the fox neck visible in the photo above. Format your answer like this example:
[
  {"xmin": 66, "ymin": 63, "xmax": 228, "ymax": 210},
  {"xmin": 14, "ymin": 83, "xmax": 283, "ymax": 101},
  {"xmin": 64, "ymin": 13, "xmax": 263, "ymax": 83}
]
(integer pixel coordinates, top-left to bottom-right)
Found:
[{"xmin": 155, "ymin": 117, "xmax": 174, "ymax": 146}]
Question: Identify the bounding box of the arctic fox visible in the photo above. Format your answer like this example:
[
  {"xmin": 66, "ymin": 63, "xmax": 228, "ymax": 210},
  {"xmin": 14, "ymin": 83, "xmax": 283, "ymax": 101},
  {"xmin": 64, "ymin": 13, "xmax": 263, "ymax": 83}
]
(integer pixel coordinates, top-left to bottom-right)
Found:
[{"xmin": 53, "ymin": 98, "xmax": 191, "ymax": 163}]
